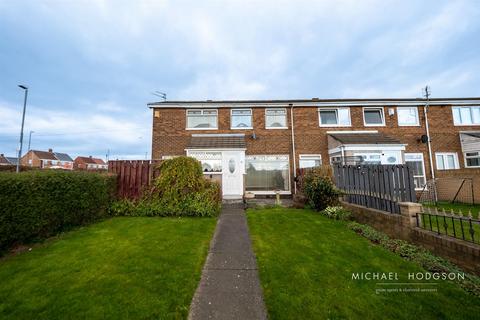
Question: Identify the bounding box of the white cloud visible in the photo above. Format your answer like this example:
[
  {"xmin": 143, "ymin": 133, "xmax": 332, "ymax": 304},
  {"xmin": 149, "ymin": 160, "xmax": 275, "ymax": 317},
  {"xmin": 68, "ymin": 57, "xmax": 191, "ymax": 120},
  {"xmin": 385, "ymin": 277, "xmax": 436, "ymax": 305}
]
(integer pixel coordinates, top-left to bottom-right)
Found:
[{"xmin": 0, "ymin": 100, "xmax": 150, "ymax": 159}]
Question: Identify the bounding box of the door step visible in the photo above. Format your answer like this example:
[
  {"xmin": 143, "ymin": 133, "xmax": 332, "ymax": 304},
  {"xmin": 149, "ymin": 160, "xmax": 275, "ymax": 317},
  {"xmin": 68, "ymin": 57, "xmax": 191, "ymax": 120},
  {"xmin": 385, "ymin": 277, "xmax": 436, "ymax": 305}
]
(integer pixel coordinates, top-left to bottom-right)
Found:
[{"xmin": 222, "ymin": 199, "xmax": 245, "ymax": 209}]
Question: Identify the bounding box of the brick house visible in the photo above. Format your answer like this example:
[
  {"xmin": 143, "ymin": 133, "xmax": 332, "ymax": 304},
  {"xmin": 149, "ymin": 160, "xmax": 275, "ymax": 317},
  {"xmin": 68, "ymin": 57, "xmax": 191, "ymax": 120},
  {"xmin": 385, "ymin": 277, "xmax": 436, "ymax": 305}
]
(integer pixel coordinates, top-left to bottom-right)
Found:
[
  {"xmin": 149, "ymin": 98, "xmax": 480, "ymax": 199},
  {"xmin": 74, "ymin": 156, "xmax": 108, "ymax": 170},
  {"xmin": 21, "ymin": 149, "xmax": 74, "ymax": 170},
  {"xmin": 0, "ymin": 154, "xmax": 10, "ymax": 166}
]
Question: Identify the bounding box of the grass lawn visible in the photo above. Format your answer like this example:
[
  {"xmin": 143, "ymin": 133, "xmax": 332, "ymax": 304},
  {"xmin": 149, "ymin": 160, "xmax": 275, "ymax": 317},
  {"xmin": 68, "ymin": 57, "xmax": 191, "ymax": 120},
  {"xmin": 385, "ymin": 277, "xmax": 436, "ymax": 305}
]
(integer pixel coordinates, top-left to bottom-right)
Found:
[
  {"xmin": 0, "ymin": 217, "xmax": 216, "ymax": 320},
  {"xmin": 247, "ymin": 208, "xmax": 480, "ymax": 320},
  {"xmin": 424, "ymin": 201, "xmax": 480, "ymax": 216}
]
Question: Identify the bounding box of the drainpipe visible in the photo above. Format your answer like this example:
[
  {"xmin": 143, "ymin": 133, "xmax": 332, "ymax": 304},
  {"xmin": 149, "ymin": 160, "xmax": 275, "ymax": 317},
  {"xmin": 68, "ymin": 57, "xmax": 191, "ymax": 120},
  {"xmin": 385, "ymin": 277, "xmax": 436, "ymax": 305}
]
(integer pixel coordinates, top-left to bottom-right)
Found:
[
  {"xmin": 424, "ymin": 94, "xmax": 437, "ymax": 201},
  {"xmin": 290, "ymin": 103, "xmax": 297, "ymax": 194}
]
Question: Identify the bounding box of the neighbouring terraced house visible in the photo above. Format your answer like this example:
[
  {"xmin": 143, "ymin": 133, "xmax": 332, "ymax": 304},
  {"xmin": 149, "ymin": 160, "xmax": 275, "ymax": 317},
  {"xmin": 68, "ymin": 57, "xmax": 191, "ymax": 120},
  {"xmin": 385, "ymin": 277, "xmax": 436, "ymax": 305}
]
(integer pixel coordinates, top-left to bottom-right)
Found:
[{"xmin": 149, "ymin": 97, "xmax": 480, "ymax": 199}]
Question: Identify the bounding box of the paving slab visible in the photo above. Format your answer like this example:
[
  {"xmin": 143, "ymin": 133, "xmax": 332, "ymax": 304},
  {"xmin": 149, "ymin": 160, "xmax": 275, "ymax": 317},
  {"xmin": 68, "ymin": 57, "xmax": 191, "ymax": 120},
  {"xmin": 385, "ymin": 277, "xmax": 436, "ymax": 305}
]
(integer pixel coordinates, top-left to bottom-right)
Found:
[
  {"xmin": 205, "ymin": 252, "xmax": 257, "ymax": 270},
  {"xmin": 189, "ymin": 204, "xmax": 267, "ymax": 320}
]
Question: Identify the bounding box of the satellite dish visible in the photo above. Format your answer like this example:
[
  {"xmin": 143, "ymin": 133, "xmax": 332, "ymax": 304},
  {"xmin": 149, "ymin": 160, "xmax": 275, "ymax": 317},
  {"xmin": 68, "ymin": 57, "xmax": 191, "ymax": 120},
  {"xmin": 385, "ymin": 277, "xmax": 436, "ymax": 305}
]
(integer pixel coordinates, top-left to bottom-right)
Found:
[{"xmin": 420, "ymin": 135, "xmax": 429, "ymax": 143}]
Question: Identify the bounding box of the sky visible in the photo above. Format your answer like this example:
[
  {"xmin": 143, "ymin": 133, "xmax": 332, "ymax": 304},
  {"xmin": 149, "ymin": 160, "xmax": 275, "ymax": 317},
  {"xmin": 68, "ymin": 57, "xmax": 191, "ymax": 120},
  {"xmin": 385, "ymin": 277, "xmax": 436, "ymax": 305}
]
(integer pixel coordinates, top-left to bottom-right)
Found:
[{"xmin": 0, "ymin": 0, "xmax": 479, "ymax": 160}]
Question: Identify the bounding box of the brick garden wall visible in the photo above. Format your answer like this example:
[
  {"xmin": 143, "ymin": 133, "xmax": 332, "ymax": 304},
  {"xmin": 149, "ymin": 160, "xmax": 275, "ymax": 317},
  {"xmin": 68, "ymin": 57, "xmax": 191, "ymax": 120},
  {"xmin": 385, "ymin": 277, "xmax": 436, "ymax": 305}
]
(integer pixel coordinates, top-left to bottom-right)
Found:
[{"xmin": 341, "ymin": 201, "xmax": 480, "ymax": 275}]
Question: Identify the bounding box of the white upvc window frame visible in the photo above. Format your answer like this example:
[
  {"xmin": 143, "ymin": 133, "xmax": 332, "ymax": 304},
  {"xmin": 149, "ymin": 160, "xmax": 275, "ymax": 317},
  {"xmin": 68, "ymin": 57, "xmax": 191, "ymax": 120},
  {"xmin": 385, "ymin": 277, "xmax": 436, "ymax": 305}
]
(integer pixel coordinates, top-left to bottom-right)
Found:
[
  {"xmin": 186, "ymin": 150, "xmax": 223, "ymax": 174},
  {"xmin": 318, "ymin": 107, "xmax": 351, "ymax": 127},
  {"xmin": 353, "ymin": 152, "xmax": 382, "ymax": 164},
  {"xmin": 362, "ymin": 107, "xmax": 385, "ymax": 127},
  {"xmin": 265, "ymin": 108, "xmax": 288, "ymax": 129},
  {"xmin": 230, "ymin": 108, "xmax": 253, "ymax": 129},
  {"xmin": 397, "ymin": 106, "xmax": 420, "ymax": 126},
  {"xmin": 435, "ymin": 152, "xmax": 460, "ymax": 170},
  {"xmin": 245, "ymin": 154, "xmax": 291, "ymax": 194},
  {"xmin": 404, "ymin": 153, "xmax": 427, "ymax": 190},
  {"xmin": 452, "ymin": 106, "xmax": 480, "ymax": 126},
  {"xmin": 299, "ymin": 154, "xmax": 322, "ymax": 168},
  {"xmin": 186, "ymin": 109, "xmax": 218, "ymax": 130},
  {"xmin": 464, "ymin": 151, "xmax": 480, "ymax": 168}
]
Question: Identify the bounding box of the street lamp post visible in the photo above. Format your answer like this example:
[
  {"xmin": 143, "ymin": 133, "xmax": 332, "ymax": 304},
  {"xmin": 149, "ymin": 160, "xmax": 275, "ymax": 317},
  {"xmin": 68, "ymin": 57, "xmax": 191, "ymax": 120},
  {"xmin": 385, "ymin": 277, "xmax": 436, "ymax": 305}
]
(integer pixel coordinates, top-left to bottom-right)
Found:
[
  {"xmin": 16, "ymin": 85, "xmax": 29, "ymax": 173},
  {"xmin": 28, "ymin": 130, "xmax": 34, "ymax": 151}
]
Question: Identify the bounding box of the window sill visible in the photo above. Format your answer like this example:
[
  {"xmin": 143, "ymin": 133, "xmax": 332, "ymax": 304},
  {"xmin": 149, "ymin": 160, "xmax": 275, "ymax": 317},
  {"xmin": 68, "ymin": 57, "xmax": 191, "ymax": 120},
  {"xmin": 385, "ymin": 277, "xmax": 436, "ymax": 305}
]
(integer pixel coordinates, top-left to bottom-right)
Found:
[
  {"xmin": 265, "ymin": 127, "xmax": 288, "ymax": 130},
  {"xmin": 231, "ymin": 127, "xmax": 253, "ymax": 130},
  {"xmin": 319, "ymin": 125, "xmax": 351, "ymax": 128},
  {"xmin": 398, "ymin": 124, "xmax": 421, "ymax": 127},
  {"xmin": 453, "ymin": 124, "xmax": 480, "ymax": 126},
  {"xmin": 363, "ymin": 124, "xmax": 386, "ymax": 127},
  {"xmin": 186, "ymin": 128, "xmax": 218, "ymax": 130}
]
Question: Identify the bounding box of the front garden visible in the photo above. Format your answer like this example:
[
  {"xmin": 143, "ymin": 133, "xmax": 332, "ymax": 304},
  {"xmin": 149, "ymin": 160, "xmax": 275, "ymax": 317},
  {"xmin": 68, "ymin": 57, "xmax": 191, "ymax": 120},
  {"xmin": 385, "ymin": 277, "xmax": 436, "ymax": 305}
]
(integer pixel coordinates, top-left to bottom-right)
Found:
[
  {"xmin": 2, "ymin": 160, "xmax": 480, "ymax": 319},
  {"xmin": 0, "ymin": 157, "xmax": 221, "ymax": 319},
  {"xmin": 247, "ymin": 207, "xmax": 480, "ymax": 319},
  {"xmin": 0, "ymin": 217, "xmax": 216, "ymax": 319}
]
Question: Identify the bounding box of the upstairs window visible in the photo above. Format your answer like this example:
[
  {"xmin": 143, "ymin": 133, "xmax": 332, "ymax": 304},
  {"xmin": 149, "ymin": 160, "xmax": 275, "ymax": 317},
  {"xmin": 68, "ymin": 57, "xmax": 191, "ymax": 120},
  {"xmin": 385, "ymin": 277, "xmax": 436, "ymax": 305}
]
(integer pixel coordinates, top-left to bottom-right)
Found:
[
  {"xmin": 231, "ymin": 109, "xmax": 253, "ymax": 129},
  {"xmin": 452, "ymin": 106, "xmax": 480, "ymax": 125},
  {"xmin": 435, "ymin": 152, "xmax": 459, "ymax": 170},
  {"xmin": 318, "ymin": 108, "xmax": 351, "ymax": 126},
  {"xmin": 265, "ymin": 108, "xmax": 287, "ymax": 129},
  {"xmin": 363, "ymin": 107, "xmax": 385, "ymax": 126},
  {"xmin": 186, "ymin": 109, "xmax": 218, "ymax": 129},
  {"xmin": 397, "ymin": 107, "xmax": 419, "ymax": 126}
]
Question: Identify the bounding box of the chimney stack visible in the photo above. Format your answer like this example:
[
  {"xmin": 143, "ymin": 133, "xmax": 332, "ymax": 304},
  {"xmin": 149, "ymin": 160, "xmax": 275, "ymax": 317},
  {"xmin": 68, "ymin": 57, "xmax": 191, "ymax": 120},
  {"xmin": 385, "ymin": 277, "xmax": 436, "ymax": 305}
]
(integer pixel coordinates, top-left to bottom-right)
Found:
[
  {"xmin": 48, "ymin": 148, "xmax": 53, "ymax": 153},
  {"xmin": 89, "ymin": 155, "xmax": 93, "ymax": 159}
]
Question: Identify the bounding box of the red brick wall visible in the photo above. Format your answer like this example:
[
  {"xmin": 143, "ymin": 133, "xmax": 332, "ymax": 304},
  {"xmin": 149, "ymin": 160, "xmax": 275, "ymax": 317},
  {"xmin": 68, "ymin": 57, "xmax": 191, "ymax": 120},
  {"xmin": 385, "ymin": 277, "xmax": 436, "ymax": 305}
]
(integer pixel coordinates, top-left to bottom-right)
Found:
[{"xmin": 151, "ymin": 105, "xmax": 480, "ymax": 187}]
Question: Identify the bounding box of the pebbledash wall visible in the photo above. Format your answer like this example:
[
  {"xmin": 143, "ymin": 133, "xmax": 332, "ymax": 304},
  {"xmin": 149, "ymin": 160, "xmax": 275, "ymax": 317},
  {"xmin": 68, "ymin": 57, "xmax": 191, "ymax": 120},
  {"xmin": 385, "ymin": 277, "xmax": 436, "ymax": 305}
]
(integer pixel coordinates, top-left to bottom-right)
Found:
[{"xmin": 150, "ymin": 98, "xmax": 480, "ymax": 195}]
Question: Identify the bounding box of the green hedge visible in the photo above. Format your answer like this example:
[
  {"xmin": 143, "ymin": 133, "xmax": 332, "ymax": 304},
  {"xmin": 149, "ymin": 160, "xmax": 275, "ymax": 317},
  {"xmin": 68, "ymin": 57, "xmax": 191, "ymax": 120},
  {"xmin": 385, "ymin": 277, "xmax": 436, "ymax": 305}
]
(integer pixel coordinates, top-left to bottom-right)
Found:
[
  {"xmin": 0, "ymin": 171, "xmax": 116, "ymax": 251},
  {"xmin": 110, "ymin": 156, "xmax": 221, "ymax": 217}
]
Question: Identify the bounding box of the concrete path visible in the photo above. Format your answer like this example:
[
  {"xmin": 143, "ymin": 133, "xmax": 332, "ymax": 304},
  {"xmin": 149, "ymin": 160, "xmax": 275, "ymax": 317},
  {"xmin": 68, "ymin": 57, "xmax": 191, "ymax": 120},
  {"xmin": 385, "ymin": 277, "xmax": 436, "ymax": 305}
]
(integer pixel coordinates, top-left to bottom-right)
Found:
[{"xmin": 189, "ymin": 203, "xmax": 267, "ymax": 320}]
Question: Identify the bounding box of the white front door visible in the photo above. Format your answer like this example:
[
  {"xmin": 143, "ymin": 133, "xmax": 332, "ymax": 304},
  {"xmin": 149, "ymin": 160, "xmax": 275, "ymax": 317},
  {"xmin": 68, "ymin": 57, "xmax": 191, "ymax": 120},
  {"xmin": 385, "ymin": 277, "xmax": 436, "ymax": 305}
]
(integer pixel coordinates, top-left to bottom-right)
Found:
[{"xmin": 222, "ymin": 151, "xmax": 245, "ymax": 199}]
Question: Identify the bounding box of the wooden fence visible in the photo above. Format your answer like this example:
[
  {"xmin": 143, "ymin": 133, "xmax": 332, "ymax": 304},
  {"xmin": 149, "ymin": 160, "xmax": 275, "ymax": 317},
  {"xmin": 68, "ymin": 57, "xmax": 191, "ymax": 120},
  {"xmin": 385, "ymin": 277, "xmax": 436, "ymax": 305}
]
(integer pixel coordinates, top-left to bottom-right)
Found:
[
  {"xmin": 108, "ymin": 160, "xmax": 162, "ymax": 199},
  {"xmin": 333, "ymin": 164, "xmax": 416, "ymax": 214}
]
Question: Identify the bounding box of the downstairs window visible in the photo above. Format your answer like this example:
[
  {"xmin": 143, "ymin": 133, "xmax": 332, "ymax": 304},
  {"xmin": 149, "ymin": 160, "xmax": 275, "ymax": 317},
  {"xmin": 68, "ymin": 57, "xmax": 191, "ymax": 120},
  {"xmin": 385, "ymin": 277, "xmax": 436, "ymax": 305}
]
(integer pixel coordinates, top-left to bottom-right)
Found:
[
  {"xmin": 245, "ymin": 155, "xmax": 290, "ymax": 192},
  {"xmin": 465, "ymin": 152, "xmax": 480, "ymax": 168}
]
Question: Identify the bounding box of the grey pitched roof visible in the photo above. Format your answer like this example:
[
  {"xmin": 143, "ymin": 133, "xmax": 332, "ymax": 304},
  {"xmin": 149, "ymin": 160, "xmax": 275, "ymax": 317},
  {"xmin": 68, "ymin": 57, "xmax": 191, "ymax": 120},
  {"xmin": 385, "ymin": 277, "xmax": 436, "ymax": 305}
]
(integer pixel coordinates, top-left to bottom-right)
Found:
[
  {"xmin": 54, "ymin": 152, "xmax": 73, "ymax": 162},
  {"xmin": 5, "ymin": 157, "xmax": 18, "ymax": 165},
  {"xmin": 0, "ymin": 155, "xmax": 10, "ymax": 165},
  {"xmin": 463, "ymin": 132, "xmax": 480, "ymax": 139},
  {"xmin": 329, "ymin": 133, "xmax": 402, "ymax": 145},
  {"xmin": 187, "ymin": 134, "xmax": 246, "ymax": 149}
]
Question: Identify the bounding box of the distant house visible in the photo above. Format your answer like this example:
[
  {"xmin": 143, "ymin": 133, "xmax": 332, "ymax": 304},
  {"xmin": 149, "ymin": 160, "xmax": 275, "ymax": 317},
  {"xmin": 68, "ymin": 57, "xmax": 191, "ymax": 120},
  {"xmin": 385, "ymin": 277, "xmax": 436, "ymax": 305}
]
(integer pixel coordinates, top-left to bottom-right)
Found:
[
  {"xmin": 0, "ymin": 154, "xmax": 10, "ymax": 165},
  {"xmin": 0, "ymin": 154, "xmax": 18, "ymax": 166},
  {"xmin": 74, "ymin": 156, "xmax": 108, "ymax": 170},
  {"xmin": 21, "ymin": 149, "xmax": 74, "ymax": 170}
]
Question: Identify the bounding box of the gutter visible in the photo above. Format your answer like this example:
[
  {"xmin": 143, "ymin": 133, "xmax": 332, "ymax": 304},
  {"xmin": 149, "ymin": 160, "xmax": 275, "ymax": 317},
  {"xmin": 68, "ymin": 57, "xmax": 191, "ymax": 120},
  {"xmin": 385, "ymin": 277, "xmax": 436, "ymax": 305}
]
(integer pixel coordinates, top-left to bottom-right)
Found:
[
  {"xmin": 290, "ymin": 103, "xmax": 297, "ymax": 194},
  {"xmin": 424, "ymin": 97, "xmax": 437, "ymax": 202}
]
